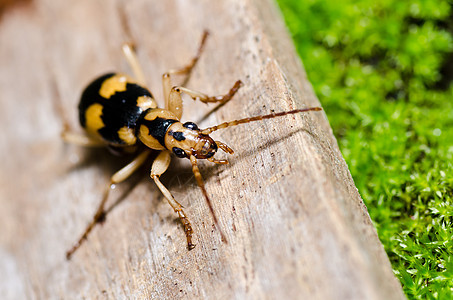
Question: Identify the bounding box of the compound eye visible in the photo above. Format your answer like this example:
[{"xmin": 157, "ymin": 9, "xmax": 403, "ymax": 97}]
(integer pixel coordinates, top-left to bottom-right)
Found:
[
  {"xmin": 172, "ymin": 147, "xmax": 187, "ymax": 158},
  {"xmin": 183, "ymin": 122, "xmax": 198, "ymax": 130}
]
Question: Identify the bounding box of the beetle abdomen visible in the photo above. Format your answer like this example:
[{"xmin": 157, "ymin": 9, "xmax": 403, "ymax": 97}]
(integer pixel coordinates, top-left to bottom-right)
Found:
[{"xmin": 79, "ymin": 73, "xmax": 157, "ymax": 146}]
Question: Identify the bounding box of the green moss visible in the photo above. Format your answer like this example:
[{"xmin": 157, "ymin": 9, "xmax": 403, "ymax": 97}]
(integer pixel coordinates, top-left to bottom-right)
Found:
[{"xmin": 276, "ymin": 0, "xmax": 453, "ymax": 298}]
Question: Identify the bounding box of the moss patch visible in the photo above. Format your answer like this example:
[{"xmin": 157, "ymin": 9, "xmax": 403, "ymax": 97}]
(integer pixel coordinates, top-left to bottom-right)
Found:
[{"xmin": 277, "ymin": 0, "xmax": 453, "ymax": 298}]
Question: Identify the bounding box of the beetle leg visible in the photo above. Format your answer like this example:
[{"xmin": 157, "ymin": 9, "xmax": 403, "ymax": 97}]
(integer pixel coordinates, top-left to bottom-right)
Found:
[
  {"xmin": 61, "ymin": 130, "xmax": 105, "ymax": 147},
  {"xmin": 166, "ymin": 80, "xmax": 243, "ymax": 120},
  {"xmin": 162, "ymin": 30, "xmax": 209, "ymax": 108},
  {"xmin": 150, "ymin": 151, "xmax": 195, "ymax": 250},
  {"xmin": 66, "ymin": 150, "xmax": 152, "ymax": 260},
  {"xmin": 122, "ymin": 43, "xmax": 147, "ymax": 86}
]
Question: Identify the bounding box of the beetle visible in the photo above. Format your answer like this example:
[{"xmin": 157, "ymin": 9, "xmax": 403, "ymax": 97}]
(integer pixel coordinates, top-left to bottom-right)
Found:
[{"xmin": 63, "ymin": 31, "xmax": 322, "ymax": 259}]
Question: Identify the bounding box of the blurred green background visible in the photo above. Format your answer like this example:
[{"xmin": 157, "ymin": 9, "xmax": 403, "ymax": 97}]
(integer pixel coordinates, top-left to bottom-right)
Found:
[{"xmin": 276, "ymin": 0, "xmax": 453, "ymax": 298}]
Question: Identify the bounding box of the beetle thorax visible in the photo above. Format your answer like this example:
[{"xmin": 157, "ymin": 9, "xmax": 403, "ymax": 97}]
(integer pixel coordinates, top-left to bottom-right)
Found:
[{"xmin": 136, "ymin": 108, "xmax": 218, "ymax": 159}]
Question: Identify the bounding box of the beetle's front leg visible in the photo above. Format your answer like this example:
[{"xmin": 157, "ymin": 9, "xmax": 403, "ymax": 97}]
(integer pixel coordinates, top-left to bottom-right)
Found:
[{"xmin": 150, "ymin": 151, "xmax": 195, "ymax": 250}]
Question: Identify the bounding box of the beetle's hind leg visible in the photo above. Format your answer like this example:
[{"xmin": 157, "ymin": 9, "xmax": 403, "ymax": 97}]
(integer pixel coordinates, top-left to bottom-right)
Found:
[
  {"xmin": 61, "ymin": 131, "xmax": 105, "ymax": 147},
  {"xmin": 66, "ymin": 150, "xmax": 151, "ymax": 259},
  {"xmin": 150, "ymin": 151, "xmax": 195, "ymax": 250}
]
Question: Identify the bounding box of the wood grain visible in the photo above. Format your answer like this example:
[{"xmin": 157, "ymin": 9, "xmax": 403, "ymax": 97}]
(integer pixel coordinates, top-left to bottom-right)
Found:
[{"xmin": 0, "ymin": 0, "xmax": 404, "ymax": 299}]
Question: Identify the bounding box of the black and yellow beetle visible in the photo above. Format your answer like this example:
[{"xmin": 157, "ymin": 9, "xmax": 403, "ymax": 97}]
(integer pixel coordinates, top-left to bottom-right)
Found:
[{"xmin": 63, "ymin": 31, "xmax": 322, "ymax": 259}]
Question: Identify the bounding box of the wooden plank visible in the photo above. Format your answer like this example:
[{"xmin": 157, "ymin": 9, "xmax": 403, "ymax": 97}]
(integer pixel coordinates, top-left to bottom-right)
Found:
[{"xmin": 0, "ymin": 0, "xmax": 404, "ymax": 299}]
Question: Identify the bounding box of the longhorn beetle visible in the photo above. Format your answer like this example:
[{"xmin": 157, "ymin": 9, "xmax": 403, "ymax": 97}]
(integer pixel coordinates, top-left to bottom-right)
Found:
[{"xmin": 63, "ymin": 31, "xmax": 322, "ymax": 259}]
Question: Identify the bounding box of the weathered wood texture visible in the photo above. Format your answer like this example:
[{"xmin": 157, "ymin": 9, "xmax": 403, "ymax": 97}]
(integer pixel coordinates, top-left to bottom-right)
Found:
[{"xmin": 0, "ymin": 0, "xmax": 404, "ymax": 299}]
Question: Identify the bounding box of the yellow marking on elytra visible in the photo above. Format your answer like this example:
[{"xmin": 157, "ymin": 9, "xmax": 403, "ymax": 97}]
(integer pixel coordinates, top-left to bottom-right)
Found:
[
  {"xmin": 85, "ymin": 103, "xmax": 104, "ymax": 134},
  {"xmin": 99, "ymin": 74, "xmax": 134, "ymax": 98},
  {"xmin": 117, "ymin": 126, "xmax": 137, "ymax": 145},
  {"xmin": 137, "ymin": 95, "xmax": 157, "ymax": 110}
]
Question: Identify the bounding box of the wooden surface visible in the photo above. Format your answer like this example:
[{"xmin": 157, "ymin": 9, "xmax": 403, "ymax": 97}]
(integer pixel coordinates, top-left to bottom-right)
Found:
[{"xmin": 0, "ymin": 0, "xmax": 405, "ymax": 299}]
